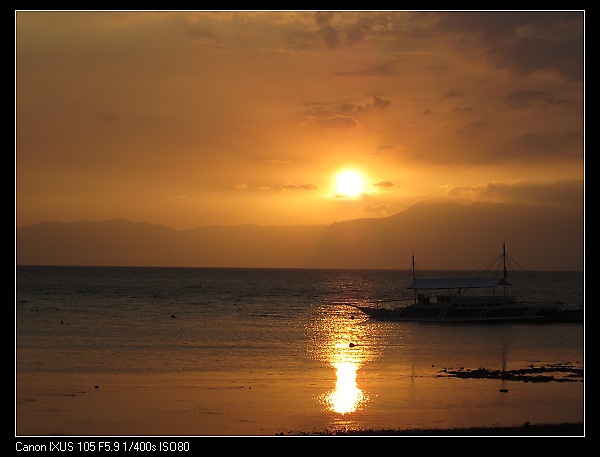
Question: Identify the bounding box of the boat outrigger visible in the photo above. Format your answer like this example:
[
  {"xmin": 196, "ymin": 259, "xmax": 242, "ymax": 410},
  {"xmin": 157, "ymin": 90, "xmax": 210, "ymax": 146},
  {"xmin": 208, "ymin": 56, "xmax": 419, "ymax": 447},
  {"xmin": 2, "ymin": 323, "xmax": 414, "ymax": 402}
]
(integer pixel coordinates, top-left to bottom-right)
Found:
[{"xmin": 354, "ymin": 244, "xmax": 583, "ymax": 323}]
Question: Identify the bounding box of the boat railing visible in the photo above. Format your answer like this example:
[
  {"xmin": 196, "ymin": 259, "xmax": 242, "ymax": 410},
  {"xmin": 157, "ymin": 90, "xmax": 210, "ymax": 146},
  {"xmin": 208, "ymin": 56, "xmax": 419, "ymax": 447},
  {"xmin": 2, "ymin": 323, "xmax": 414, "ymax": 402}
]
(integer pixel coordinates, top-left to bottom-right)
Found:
[{"xmin": 518, "ymin": 301, "xmax": 577, "ymax": 310}]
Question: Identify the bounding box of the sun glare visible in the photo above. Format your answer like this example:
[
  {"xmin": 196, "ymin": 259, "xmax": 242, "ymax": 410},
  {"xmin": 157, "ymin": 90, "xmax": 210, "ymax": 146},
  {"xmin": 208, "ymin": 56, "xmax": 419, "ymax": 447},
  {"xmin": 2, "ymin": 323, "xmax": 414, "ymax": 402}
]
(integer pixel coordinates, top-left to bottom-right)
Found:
[{"xmin": 335, "ymin": 170, "xmax": 364, "ymax": 197}]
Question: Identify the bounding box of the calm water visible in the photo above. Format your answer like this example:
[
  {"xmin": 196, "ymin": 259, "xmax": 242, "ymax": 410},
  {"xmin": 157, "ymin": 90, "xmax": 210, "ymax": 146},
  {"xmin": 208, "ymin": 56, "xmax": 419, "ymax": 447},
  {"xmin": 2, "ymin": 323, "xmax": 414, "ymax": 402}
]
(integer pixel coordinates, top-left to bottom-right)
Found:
[
  {"xmin": 16, "ymin": 266, "xmax": 584, "ymax": 372},
  {"xmin": 16, "ymin": 266, "xmax": 584, "ymax": 431}
]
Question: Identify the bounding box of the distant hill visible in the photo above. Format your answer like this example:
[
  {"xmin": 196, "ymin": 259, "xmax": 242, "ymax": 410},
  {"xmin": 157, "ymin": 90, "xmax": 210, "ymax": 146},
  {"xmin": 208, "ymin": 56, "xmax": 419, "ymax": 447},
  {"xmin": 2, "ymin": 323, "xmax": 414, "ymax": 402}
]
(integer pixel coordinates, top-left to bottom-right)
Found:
[{"xmin": 15, "ymin": 201, "xmax": 584, "ymax": 270}]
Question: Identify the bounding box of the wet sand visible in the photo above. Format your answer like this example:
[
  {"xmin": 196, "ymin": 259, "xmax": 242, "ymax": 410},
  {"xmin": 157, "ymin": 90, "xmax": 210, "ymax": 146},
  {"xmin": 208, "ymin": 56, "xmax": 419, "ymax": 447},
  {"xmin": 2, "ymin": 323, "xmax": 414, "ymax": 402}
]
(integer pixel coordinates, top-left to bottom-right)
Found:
[{"xmin": 16, "ymin": 367, "xmax": 584, "ymax": 437}]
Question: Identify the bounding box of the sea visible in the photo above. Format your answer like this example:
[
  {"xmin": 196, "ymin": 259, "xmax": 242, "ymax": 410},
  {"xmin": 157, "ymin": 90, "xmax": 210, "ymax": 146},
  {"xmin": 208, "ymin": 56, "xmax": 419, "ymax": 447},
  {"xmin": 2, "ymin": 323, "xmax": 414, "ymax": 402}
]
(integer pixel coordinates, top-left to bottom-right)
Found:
[{"xmin": 15, "ymin": 265, "xmax": 585, "ymax": 436}]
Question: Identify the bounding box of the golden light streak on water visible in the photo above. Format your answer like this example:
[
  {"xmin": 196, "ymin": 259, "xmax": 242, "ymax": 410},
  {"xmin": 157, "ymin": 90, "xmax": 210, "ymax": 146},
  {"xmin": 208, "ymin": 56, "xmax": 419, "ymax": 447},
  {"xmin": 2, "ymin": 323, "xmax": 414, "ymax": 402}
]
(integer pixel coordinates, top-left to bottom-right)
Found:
[
  {"xmin": 314, "ymin": 304, "xmax": 375, "ymax": 414},
  {"xmin": 322, "ymin": 360, "xmax": 367, "ymax": 414}
]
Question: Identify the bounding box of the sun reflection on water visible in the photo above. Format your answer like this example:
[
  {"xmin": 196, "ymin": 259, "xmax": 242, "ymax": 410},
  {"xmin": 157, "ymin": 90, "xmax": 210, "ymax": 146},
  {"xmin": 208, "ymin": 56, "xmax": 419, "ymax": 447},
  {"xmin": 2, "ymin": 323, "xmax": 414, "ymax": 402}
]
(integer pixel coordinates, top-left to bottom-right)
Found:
[
  {"xmin": 322, "ymin": 360, "xmax": 367, "ymax": 414},
  {"xmin": 313, "ymin": 303, "xmax": 376, "ymax": 414}
]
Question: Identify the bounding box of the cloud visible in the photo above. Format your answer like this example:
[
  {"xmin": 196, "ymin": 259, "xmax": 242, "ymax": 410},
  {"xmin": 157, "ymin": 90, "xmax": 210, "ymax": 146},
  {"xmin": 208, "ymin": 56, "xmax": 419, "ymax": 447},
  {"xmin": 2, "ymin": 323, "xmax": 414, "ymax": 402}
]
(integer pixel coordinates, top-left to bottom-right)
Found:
[
  {"xmin": 444, "ymin": 185, "xmax": 476, "ymax": 198},
  {"xmin": 504, "ymin": 90, "xmax": 566, "ymax": 110},
  {"xmin": 16, "ymin": 12, "xmax": 583, "ymax": 230},
  {"xmin": 489, "ymin": 34, "xmax": 583, "ymax": 81},
  {"xmin": 314, "ymin": 11, "xmax": 372, "ymax": 48},
  {"xmin": 435, "ymin": 11, "xmax": 583, "ymax": 81},
  {"xmin": 187, "ymin": 27, "xmax": 229, "ymax": 54},
  {"xmin": 444, "ymin": 90, "xmax": 465, "ymax": 98},
  {"xmin": 346, "ymin": 25, "xmax": 366, "ymax": 43},
  {"xmin": 360, "ymin": 203, "xmax": 390, "ymax": 215},
  {"xmin": 285, "ymin": 29, "xmax": 320, "ymax": 51},
  {"xmin": 306, "ymin": 114, "xmax": 361, "ymax": 129},
  {"xmin": 508, "ymin": 133, "xmax": 582, "ymax": 160},
  {"xmin": 279, "ymin": 182, "xmax": 319, "ymax": 191},
  {"xmin": 304, "ymin": 96, "xmax": 391, "ymax": 118},
  {"xmin": 281, "ymin": 11, "xmax": 345, "ymax": 51},
  {"xmin": 373, "ymin": 180, "xmax": 395, "ymax": 188},
  {"xmin": 334, "ymin": 62, "xmax": 395, "ymax": 77},
  {"xmin": 376, "ymin": 144, "xmax": 397, "ymax": 150},
  {"xmin": 358, "ymin": 96, "xmax": 391, "ymax": 111},
  {"xmin": 444, "ymin": 178, "xmax": 583, "ymax": 207},
  {"xmin": 318, "ymin": 24, "xmax": 341, "ymax": 48},
  {"xmin": 482, "ymin": 179, "xmax": 583, "ymax": 207}
]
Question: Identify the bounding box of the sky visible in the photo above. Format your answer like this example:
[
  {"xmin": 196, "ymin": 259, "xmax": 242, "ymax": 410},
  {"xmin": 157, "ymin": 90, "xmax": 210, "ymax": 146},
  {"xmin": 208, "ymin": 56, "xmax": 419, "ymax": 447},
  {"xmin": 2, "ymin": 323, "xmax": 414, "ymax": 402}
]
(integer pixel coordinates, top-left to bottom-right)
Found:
[{"xmin": 15, "ymin": 11, "xmax": 584, "ymax": 230}]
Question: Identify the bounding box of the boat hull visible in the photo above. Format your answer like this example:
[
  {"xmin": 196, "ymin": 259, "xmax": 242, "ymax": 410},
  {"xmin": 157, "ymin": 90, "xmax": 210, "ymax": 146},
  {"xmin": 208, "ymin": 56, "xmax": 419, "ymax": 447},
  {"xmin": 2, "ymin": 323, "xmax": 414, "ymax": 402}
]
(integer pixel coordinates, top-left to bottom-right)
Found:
[{"xmin": 354, "ymin": 305, "xmax": 583, "ymax": 323}]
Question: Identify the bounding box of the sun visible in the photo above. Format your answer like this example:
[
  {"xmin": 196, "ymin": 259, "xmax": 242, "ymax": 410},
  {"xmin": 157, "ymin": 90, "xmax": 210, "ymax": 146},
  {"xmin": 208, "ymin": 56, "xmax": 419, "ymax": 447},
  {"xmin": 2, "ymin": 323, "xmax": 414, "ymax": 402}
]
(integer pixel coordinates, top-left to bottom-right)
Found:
[{"xmin": 335, "ymin": 170, "xmax": 364, "ymax": 197}]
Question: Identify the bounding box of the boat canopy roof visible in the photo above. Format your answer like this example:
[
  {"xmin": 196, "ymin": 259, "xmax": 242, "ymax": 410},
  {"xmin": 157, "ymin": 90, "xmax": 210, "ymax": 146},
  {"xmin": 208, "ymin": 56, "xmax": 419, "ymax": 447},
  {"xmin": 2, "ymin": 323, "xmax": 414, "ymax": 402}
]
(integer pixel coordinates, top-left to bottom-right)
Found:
[{"xmin": 408, "ymin": 277, "xmax": 510, "ymax": 290}]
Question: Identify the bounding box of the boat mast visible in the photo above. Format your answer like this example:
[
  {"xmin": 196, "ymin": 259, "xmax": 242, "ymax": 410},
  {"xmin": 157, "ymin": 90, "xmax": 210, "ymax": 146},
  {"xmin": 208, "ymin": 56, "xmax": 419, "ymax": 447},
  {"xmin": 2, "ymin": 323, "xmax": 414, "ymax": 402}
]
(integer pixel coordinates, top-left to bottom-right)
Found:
[
  {"xmin": 412, "ymin": 255, "xmax": 417, "ymax": 305},
  {"xmin": 503, "ymin": 242, "xmax": 507, "ymax": 280},
  {"xmin": 502, "ymin": 242, "xmax": 508, "ymax": 298}
]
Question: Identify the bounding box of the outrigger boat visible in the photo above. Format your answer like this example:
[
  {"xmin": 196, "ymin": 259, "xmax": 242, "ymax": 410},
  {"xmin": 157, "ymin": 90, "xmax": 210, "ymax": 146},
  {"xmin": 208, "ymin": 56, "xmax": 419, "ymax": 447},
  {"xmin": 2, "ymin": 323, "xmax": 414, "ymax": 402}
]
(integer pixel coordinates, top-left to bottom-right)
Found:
[{"xmin": 354, "ymin": 244, "xmax": 583, "ymax": 323}]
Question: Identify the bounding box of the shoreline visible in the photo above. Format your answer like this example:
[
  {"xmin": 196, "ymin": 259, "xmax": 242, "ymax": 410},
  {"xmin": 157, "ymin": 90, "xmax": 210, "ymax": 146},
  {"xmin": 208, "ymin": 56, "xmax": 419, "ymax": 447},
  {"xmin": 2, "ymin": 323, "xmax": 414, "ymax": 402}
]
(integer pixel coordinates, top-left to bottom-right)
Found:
[
  {"xmin": 285, "ymin": 421, "xmax": 584, "ymax": 436},
  {"xmin": 14, "ymin": 422, "xmax": 585, "ymax": 438}
]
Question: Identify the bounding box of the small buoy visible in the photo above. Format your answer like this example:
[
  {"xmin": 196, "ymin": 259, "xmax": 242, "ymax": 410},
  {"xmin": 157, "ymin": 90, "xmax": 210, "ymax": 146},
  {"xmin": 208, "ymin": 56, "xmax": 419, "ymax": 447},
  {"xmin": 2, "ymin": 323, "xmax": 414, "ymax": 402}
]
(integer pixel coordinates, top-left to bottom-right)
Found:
[
  {"xmin": 94, "ymin": 385, "xmax": 100, "ymax": 389},
  {"xmin": 170, "ymin": 314, "xmax": 176, "ymax": 318}
]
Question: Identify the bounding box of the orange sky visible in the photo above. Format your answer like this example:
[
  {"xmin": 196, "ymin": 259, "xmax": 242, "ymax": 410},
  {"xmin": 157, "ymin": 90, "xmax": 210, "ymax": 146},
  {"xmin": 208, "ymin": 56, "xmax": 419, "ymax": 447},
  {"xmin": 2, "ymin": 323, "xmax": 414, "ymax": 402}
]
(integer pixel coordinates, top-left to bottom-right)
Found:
[{"xmin": 15, "ymin": 11, "xmax": 584, "ymax": 230}]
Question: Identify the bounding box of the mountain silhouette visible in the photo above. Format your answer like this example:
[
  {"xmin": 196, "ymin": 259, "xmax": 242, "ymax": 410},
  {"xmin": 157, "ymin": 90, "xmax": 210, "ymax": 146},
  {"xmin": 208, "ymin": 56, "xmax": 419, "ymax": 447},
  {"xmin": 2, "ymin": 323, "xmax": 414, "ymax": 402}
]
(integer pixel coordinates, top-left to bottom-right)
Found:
[{"xmin": 15, "ymin": 201, "xmax": 584, "ymax": 270}]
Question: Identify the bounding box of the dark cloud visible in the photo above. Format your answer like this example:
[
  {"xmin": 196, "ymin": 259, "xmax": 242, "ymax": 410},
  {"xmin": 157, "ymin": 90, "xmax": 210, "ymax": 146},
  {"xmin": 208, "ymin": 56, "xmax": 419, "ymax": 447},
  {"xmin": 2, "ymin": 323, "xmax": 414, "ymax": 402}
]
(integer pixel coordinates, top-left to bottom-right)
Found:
[
  {"xmin": 284, "ymin": 12, "xmax": 373, "ymax": 50},
  {"xmin": 285, "ymin": 29, "xmax": 319, "ymax": 49},
  {"xmin": 372, "ymin": 96, "xmax": 391, "ymax": 110},
  {"xmin": 435, "ymin": 11, "xmax": 583, "ymax": 81},
  {"xmin": 346, "ymin": 26, "xmax": 366, "ymax": 43},
  {"xmin": 335, "ymin": 62, "xmax": 395, "ymax": 77},
  {"xmin": 504, "ymin": 90, "xmax": 566, "ymax": 110},
  {"xmin": 565, "ymin": 131, "xmax": 581, "ymax": 141},
  {"xmin": 511, "ymin": 133, "xmax": 566, "ymax": 156},
  {"xmin": 435, "ymin": 11, "xmax": 581, "ymax": 45},
  {"xmin": 304, "ymin": 96, "xmax": 391, "ymax": 117},
  {"xmin": 444, "ymin": 91, "xmax": 465, "ymax": 98},
  {"xmin": 318, "ymin": 24, "xmax": 340, "ymax": 48},
  {"xmin": 478, "ymin": 179, "xmax": 583, "ymax": 207},
  {"xmin": 455, "ymin": 122, "xmax": 490, "ymax": 134},
  {"xmin": 187, "ymin": 27, "xmax": 217, "ymax": 43},
  {"xmin": 376, "ymin": 144, "xmax": 397, "ymax": 150},
  {"xmin": 490, "ymin": 34, "xmax": 583, "ymax": 81},
  {"xmin": 358, "ymin": 96, "xmax": 391, "ymax": 111},
  {"xmin": 314, "ymin": 11, "xmax": 335, "ymax": 27},
  {"xmin": 304, "ymin": 103, "xmax": 331, "ymax": 116},
  {"xmin": 445, "ymin": 178, "xmax": 583, "ymax": 208},
  {"xmin": 463, "ymin": 130, "xmax": 582, "ymax": 164},
  {"xmin": 314, "ymin": 12, "xmax": 340, "ymax": 47}
]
